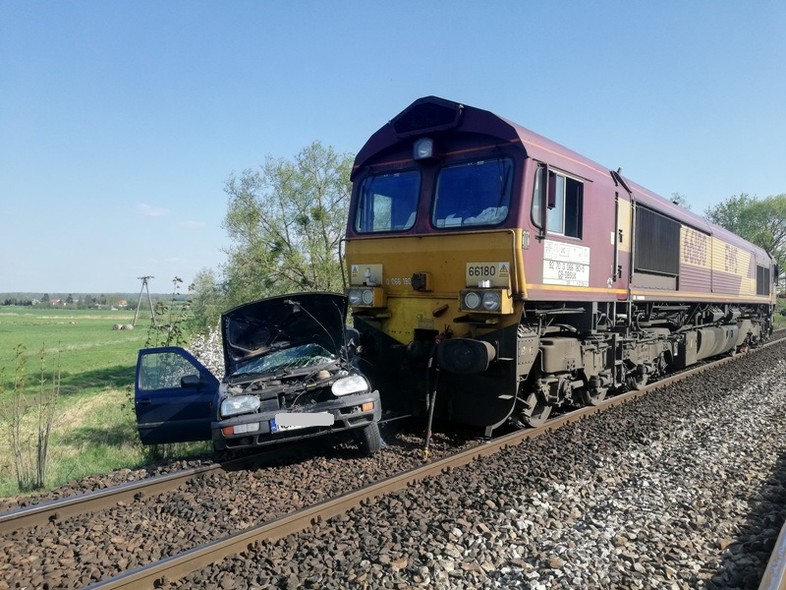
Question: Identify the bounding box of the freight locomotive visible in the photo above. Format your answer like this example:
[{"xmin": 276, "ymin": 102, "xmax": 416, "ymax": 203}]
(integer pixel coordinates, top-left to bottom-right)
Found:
[{"xmin": 343, "ymin": 96, "xmax": 776, "ymax": 434}]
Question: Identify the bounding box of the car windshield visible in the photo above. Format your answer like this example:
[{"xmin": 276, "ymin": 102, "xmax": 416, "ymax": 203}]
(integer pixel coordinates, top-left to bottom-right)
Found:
[
  {"xmin": 432, "ymin": 158, "xmax": 512, "ymax": 228},
  {"xmin": 354, "ymin": 170, "xmax": 420, "ymax": 233},
  {"xmin": 232, "ymin": 343, "xmax": 336, "ymax": 376}
]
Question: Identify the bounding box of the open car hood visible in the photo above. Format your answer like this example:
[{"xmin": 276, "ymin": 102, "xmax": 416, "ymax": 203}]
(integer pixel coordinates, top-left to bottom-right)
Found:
[{"xmin": 221, "ymin": 292, "xmax": 348, "ymax": 376}]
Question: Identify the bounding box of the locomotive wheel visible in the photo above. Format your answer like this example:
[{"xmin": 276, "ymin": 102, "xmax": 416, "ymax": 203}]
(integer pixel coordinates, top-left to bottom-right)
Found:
[
  {"xmin": 581, "ymin": 387, "xmax": 607, "ymax": 406},
  {"xmin": 626, "ymin": 373, "xmax": 648, "ymax": 391},
  {"xmin": 521, "ymin": 393, "xmax": 552, "ymax": 427}
]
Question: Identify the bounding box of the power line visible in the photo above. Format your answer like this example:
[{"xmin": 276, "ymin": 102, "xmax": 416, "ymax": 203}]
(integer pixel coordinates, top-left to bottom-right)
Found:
[{"xmin": 132, "ymin": 276, "xmax": 157, "ymax": 328}]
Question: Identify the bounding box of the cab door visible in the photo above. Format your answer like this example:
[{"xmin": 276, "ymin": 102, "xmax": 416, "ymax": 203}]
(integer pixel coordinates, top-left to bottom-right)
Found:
[{"xmin": 134, "ymin": 347, "xmax": 218, "ymax": 445}]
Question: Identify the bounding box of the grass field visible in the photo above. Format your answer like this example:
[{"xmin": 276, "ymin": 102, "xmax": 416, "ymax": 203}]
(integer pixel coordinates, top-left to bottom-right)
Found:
[{"xmin": 0, "ymin": 306, "xmax": 207, "ymax": 497}]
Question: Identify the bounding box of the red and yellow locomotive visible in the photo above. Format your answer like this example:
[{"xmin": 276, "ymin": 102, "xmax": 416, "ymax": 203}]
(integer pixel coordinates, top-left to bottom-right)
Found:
[{"xmin": 344, "ymin": 96, "xmax": 775, "ymax": 434}]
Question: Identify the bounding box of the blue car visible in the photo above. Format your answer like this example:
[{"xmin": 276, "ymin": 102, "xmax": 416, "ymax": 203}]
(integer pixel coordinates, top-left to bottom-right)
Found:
[{"xmin": 134, "ymin": 293, "xmax": 382, "ymax": 456}]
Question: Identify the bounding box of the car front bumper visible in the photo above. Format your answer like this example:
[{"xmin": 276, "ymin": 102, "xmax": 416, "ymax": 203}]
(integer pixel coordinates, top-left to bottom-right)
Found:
[{"xmin": 211, "ymin": 390, "xmax": 382, "ymax": 451}]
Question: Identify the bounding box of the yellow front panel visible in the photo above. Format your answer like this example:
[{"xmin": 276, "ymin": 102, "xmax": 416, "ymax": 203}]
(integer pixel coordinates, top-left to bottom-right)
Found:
[{"xmin": 345, "ymin": 230, "xmax": 524, "ymax": 344}]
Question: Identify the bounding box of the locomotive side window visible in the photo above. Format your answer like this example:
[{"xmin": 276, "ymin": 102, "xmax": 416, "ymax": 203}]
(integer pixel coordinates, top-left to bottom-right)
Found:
[
  {"xmin": 531, "ymin": 168, "xmax": 583, "ymax": 239},
  {"xmin": 432, "ymin": 158, "xmax": 512, "ymax": 228},
  {"xmin": 355, "ymin": 170, "xmax": 420, "ymax": 233}
]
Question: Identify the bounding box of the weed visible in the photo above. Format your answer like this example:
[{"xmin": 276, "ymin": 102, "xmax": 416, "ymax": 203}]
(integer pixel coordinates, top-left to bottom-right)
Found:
[
  {"xmin": 2, "ymin": 344, "xmax": 60, "ymax": 491},
  {"xmin": 145, "ymin": 277, "xmax": 193, "ymax": 348}
]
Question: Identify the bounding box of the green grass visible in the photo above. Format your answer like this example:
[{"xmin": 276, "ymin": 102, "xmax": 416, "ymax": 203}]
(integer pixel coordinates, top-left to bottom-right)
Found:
[
  {"xmin": 775, "ymin": 308, "xmax": 786, "ymax": 330},
  {"xmin": 0, "ymin": 305, "xmax": 207, "ymax": 498}
]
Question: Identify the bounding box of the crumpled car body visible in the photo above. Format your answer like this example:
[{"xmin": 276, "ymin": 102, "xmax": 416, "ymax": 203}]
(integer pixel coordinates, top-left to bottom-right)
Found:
[{"xmin": 134, "ymin": 292, "xmax": 382, "ymax": 455}]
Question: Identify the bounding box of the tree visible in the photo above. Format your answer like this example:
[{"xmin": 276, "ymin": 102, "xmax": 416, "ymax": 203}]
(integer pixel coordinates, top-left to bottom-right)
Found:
[
  {"xmin": 221, "ymin": 141, "xmax": 353, "ymax": 307},
  {"xmin": 188, "ymin": 268, "xmax": 225, "ymax": 333},
  {"xmin": 705, "ymin": 193, "xmax": 786, "ymax": 268}
]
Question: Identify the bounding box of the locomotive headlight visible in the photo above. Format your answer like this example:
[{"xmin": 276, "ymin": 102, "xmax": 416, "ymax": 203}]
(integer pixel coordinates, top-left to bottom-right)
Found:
[
  {"xmin": 482, "ymin": 291, "xmax": 501, "ymax": 311},
  {"xmin": 331, "ymin": 374, "xmax": 370, "ymax": 397},
  {"xmin": 460, "ymin": 289, "xmax": 512, "ymax": 314},
  {"xmin": 413, "ymin": 137, "xmax": 435, "ymax": 160},
  {"xmin": 220, "ymin": 395, "xmax": 261, "ymax": 417},
  {"xmin": 464, "ymin": 291, "xmax": 481, "ymax": 310},
  {"xmin": 346, "ymin": 286, "xmax": 386, "ymax": 308}
]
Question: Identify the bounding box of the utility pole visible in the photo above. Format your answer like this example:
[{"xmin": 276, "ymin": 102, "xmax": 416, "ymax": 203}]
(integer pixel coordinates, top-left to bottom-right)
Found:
[{"xmin": 132, "ymin": 276, "xmax": 157, "ymax": 328}]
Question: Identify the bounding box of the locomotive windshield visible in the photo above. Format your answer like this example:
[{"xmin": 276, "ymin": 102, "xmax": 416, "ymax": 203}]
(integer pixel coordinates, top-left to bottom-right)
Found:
[
  {"xmin": 354, "ymin": 170, "xmax": 420, "ymax": 233},
  {"xmin": 353, "ymin": 158, "xmax": 514, "ymax": 233},
  {"xmin": 433, "ymin": 158, "xmax": 513, "ymax": 228}
]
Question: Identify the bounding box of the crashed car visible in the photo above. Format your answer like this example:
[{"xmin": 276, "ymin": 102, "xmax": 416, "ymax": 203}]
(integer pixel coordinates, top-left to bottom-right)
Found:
[{"xmin": 133, "ymin": 292, "xmax": 382, "ymax": 456}]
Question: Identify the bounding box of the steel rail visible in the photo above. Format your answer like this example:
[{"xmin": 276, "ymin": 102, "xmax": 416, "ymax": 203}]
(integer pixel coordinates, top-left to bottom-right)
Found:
[
  {"xmin": 0, "ymin": 455, "xmax": 259, "ymax": 535},
  {"xmin": 760, "ymin": 522, "xmax": 786, "ymax": 590},
  {"xmin": 759, "ymin": 322, "xmax": 786, "ymax": 590},
  {"xmin": 87, "ymin": 339, "xmax": 783, "ymax": 590}
]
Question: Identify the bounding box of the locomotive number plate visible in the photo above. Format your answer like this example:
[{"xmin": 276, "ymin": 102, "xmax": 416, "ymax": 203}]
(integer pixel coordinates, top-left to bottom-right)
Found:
[{"xmin": 465, "ymin": 262, "xmax": 511, "ymax": 288}]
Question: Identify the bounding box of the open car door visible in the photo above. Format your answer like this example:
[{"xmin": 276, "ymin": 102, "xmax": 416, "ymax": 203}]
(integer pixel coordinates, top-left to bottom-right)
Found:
[{"xmin": 134, "ymin": 346, "xmax": 218, "ymax": 445}]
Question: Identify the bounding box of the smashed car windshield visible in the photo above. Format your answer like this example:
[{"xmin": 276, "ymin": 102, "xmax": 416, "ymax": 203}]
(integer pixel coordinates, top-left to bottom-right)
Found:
[{"xmin": 232, "ymin": 343, "xmax": 336, "ymax": 376}]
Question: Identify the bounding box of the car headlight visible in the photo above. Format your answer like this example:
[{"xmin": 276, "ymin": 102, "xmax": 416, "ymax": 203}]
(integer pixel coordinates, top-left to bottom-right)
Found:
[
  {"xmin": 482, "ymin": 291, "xmax": 501, "ymax": 311},
  {"xmin": 220, "ymin": 395, "xmax": 261, "ymax": 417},
  {"xmin": 331, "ymin": 374, "xmax": 370, "ymax": 397},
  {"xmin": 361, "ymin": 289, "xmax": 374, "ymax": 305},
  {"xmin": 464, "ymin": 291, "xmax": 481, "ymax": 310}
]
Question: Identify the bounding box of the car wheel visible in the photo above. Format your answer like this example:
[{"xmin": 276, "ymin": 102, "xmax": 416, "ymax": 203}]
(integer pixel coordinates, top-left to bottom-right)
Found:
[{"xmin": 355, "ymin": 422, "xmax": 381, "ymax": 456}]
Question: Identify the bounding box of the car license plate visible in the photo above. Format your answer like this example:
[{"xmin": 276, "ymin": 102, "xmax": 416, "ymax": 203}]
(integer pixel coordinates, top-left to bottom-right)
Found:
[{"xmin": 271, "ymin": 411, "xmax": 334, "ymax": 433}]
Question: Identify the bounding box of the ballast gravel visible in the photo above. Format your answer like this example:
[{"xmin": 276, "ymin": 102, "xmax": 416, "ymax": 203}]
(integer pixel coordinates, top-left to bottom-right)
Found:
[
  {"xmin": 167, "ymin": 343, "xmax": 786, "ymax": 590},
  {"xmin": 0, "ymin": 428, "xmax": 476, "ymax": 589}
]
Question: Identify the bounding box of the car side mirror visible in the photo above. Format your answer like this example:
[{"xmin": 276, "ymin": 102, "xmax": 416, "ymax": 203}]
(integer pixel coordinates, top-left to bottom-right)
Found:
[{"xmin": 181, "ymin": 374, "xmax": 203, "ymax": 388}]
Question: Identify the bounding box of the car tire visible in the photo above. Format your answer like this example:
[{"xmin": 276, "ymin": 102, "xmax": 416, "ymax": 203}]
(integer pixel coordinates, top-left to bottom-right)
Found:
[{"xmin": 355, "ymin": 422, "xmax": 381, "ymax": 456}]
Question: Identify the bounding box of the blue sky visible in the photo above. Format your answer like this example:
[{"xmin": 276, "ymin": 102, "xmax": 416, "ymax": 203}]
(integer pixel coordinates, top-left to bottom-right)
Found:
[{"xmin": 2, "ymin": 1, "xmax": 785, "ymax": 294}]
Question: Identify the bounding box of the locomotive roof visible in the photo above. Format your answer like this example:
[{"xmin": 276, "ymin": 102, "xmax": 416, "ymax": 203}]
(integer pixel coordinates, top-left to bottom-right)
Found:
[{"xmin": 354, "ymin": 96, "xmax": 772, "ymax": 263}]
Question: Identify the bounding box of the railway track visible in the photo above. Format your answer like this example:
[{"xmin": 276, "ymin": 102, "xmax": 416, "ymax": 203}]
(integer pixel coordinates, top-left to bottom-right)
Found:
[
  {"xmin": 0, "ymin": 456, "xmax": 257, "ymax": 536},
  {"xmin": 3, "ymin": 335, "xmax": 785, "ymax": 588}
]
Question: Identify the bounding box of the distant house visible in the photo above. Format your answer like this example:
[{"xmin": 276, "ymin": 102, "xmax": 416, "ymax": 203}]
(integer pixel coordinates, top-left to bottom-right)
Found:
[{"xmin": 117, "ymin": 299, "xmax": 128, "ymax": 307}]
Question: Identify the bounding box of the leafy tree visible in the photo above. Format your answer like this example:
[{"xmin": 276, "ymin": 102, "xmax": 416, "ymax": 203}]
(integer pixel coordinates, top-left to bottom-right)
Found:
[
  {"xmin": 41, "ymin": 293, "xmax": 49, "ymax": 304},
  {"xmin": 188, "ymin": 268, "xmax": 225, "ymax": 333},
  {"xmin": 221, "ymin": 141, "xmax": 353, "ymax": 307},
  {"xmin": 705, "ymin": 193, "xmax": 786, "ymax": 267}
]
